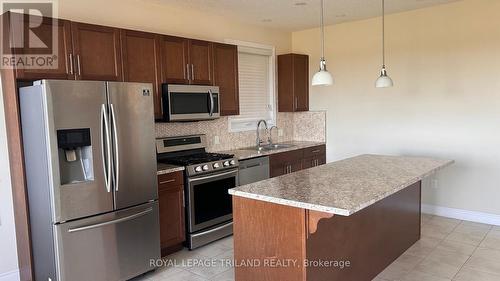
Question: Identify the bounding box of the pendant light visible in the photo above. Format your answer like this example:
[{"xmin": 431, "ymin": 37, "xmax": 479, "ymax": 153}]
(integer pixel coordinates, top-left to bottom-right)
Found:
[
  {"xmin": 375, "ymin": 0, "xmax": 394, "ymax": 88},
  {"xmin": 312, "ymin": 0, "xmax": 334, "ymax": 86}
]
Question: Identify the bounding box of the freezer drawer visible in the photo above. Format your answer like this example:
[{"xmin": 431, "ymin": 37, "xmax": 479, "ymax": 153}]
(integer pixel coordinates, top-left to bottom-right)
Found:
[{"xmin": 54, "ymin": 201, "xmax": 160, "ymax": 281}]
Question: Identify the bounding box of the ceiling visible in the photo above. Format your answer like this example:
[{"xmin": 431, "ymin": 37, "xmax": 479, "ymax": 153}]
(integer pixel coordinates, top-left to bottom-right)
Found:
[{"xmin": 148, "ymin": 0, "xmax": 461, "ymax": 31}]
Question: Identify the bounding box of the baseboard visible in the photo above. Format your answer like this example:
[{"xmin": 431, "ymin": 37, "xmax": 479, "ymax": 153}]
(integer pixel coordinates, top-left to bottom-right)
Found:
[
  {"xmin": 422, "ymin": 204, "xmax": 500, "ymax": 226},
  {"xmin": 0, "ymin": 269, "xmax": 20, "ymax": 281}
]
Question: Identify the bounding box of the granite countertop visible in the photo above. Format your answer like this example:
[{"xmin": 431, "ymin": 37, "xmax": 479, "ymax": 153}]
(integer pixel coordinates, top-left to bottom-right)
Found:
[
  {"xmin": 157, "ymin": 163, "xmax": 184, "ymax": 175},
  {"xmin": 229, "ymin": 154, "xmax": 453, "ymax": 216},
  {"xmin": 215, "ymin": 141, "xmax": 326, "ymax": 160}
]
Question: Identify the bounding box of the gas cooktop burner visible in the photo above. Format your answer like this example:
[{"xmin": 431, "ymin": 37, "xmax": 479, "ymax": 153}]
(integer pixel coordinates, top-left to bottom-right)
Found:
[{"xmin": 160, "ymin": 152, "xmax": 234, "ymax": 166}]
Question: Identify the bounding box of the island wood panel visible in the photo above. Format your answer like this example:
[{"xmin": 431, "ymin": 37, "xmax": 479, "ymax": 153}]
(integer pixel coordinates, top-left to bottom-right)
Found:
[
  {"xmin": 306, "ymin": 181, "xmax": 421, "ymax": 281},
  {"xmin": 231, "ymin": 181, "xmax": 421, "ymax": 281},
  {"xmin": 232, "ymin": 196, "xmax": 307, "ymax": 281}
]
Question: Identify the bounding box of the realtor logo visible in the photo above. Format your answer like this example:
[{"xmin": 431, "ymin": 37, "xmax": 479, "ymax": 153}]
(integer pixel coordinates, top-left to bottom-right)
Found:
[{"xmin": 1, "ymin": 0, "xmax": 59, "ymax": 69}]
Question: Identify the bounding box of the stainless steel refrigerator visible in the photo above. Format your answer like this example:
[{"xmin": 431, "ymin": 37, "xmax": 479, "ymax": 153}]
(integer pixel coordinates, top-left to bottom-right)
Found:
[{"xmin": 19, "ymin": 80, "xmax": 160, "ymax": 281}]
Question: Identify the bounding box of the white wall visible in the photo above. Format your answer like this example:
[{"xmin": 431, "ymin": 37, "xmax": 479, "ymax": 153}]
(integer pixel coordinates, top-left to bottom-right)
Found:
[
  {"xmin": 292, "ymin": 0, "xmax": 500, "ymax": 216},
  {"xmin": 0, "ymin": 77, "xmax": 20, "ymax": 280}
]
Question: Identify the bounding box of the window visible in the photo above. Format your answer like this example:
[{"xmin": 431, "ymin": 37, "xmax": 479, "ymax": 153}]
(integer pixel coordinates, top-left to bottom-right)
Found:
[{"xmin": 227, "ymin": 42, "xmax": 276, "ymax": 132}]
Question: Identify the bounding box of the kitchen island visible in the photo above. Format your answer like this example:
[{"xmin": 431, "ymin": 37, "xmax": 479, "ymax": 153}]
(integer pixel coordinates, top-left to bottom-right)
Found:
[{"xmin": 228, "ymin": 154, "xmax": 453, "ymax": 281}]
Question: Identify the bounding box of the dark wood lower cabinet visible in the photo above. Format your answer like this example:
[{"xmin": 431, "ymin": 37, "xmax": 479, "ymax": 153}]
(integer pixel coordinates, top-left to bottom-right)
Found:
[
  {"xmin": 158, "ymin": 171, "xmax": 185, "ymax": 256},
  {"xmin": 269, "ymin": 145, "xmax": 326, "ymax": 177}
]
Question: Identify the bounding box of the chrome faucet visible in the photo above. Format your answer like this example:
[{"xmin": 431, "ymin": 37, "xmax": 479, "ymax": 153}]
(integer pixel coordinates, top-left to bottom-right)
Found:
[
  {"xmin": 256, "ymin": 120, "xmax": 268, "ymax": 148},
  {"xmin": 268, "ymin": 126, "xmax": 278, "ymax": 145}
]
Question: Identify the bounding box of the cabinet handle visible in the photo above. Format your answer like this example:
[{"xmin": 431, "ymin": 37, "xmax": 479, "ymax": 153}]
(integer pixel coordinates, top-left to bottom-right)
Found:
[
  {"xmin": 159, "ymin": 179, "xmax": 176, "ymax": 185},
  {"xmin": 191, "ymin": 64, "xmax": 195, "ymax": 80},
  {"xmin": 68, "ymin": 53, "xmax": 74, "ymax": 75},
  {"xmin": 186, "ymin": 64, "xmax": 190, "ymax": 80},
  {"xmin": 182, "ymin": 190, "xmax": 185, "ymax": 208},
  {"xmin": 312, "ymin": 149, "xmax": 321, "ymax": 153},
  {"xmin": 294, "ymin": 97, "xmax": 298, "ymax": 110},
  {"xmin": 76, "ymin": 55, "xmax": 81, "ymax": 76}
]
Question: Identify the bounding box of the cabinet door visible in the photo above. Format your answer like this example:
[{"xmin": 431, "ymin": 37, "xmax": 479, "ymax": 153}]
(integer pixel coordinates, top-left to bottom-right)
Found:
[
  {"xmin": 302, "ymin": 156, "xmax": 326, "ymax": 169},
  {"xmin": 189, "ymin": 39, "xmax": 213, "ymax": 85},
  {"xmin": 269, "ymin": 149, "xmax": 304, "ymax": 178},
  {"xmin": 121, "ymin": 30, "xmax": 162, "ymax": 119},
  {"xmin": 161, "ymin": 35, "xmax": 189, "ymax": 84},
  {"xmin": 158, "ymin": 185, "xmax": 185, "ymax": 250},
  {"xmin": 278, "ymin": 54, "xmax": 309, "ymax": 112},
  {"xmin": 213, "ymin": 43, "xmax": 239, "ymax": 116},
  {"xmin": 13, "ymin": 15, "xmax": 74, "ymax": 80},
  {"xmin": 71, "ymin": 22, "xmax": 122, "ymax": 81},
  {"xmin": 293, "ymin": 54, "xmax": 309, "ymax": 111}
]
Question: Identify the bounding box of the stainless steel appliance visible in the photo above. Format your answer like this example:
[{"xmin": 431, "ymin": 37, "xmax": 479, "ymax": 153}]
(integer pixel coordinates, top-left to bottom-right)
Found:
[
  {"xmin": 239, "ymin": 156, "xmax": 270, "ymax": 186},
  {"xmin": 156, "ymin": 135, "xmax": 237, "ymax": 249},
  {"xmin": 19, "ymin": 80, "xmax": 160, "ymax": 281},
  {"xmin": 161, "ymin": 84, "xmax": 220, "ymax": 122}
]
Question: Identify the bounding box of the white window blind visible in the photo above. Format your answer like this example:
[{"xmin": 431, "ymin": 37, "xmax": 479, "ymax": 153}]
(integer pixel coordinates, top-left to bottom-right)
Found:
[{"xmin": 229, "ymin": 45, "xmax": 275, "ymax": 132}]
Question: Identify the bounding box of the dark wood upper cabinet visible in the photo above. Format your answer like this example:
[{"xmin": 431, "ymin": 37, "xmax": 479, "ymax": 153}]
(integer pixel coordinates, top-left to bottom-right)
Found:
[
  {"xmin": 11, "ymin": 14, "xmax": 74, "ymax": 80},
  {"xmin": 71, "ymin": 22, "xmax": 122, "ymax": 81},
  {"xmin": 121, "ymin": 30, "xmax": 162, "ymax": 119},
  {"xmin": 160, "ymin": 36, "xmax": 213, "ymax": 86},
  {"xmin": 161, "ymin": 35, "xmax": 189, "ymax": 84},
  {"xmin": 278, "ymin": 53, "xmax": 309, "ymax": 112},
  {"xmin": 213, "ymin": 43, "xmax": 239, "ymax": 116},
  {"xmin": 189, "ymin": 39, "xmax": 213, "ymax": 85}
]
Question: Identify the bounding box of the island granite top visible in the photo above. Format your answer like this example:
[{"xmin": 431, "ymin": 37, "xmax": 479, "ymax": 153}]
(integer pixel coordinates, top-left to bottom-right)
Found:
[{"xmin": 229, "ymin": 154, "xmax": 453, "ymax": 216}]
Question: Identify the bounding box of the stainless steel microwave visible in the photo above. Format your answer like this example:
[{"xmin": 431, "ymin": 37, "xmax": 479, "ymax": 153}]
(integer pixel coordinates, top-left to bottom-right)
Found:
[{"xmin": 162, "ymin": 84, "xmax": 220, "ymax": 122}]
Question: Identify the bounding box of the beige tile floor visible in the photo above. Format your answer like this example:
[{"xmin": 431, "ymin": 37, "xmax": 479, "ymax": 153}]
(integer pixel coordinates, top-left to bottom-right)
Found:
[{"xmin": 133, "ymin": 215, "xmax": 500, "ymax": 281}]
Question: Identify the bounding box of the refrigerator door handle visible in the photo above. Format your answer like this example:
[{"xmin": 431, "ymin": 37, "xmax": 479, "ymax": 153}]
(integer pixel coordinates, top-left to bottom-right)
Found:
[
  {"xmin": 67, "ymin": 207, "xmax": 154, "ymax": 233},
  {"xmin": 100, "ymin": 104, "xmax": 112, "ymax": 193},
  {"xmin": 110, "ymin": 104, "xmax": 119, "ymax": 192}
]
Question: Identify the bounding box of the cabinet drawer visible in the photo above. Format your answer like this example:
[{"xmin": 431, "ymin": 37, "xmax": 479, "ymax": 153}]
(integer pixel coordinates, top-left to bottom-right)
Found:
[
  {"xmin": 158, "ymin": 171, "xmax": 183, "ymax": 190},
  {"xmin": 302, "ymin": 145, "xmax": 326, "ymax": 158},
  {"xmin": 269, "ymin": 149, "xmax": 304, "ymax": 164}
]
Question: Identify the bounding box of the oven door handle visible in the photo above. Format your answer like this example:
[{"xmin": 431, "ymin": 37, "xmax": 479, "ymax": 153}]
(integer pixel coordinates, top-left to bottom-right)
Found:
[{"xmin": 188, "ymin": 169, "xmax": 238, "ymax": 183}]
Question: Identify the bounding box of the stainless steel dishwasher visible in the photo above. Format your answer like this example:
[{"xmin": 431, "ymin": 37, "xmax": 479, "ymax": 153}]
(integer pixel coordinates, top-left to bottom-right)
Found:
[{"xmin": 238, "ymin": 156, "xmax": 270, "ymax": 186}]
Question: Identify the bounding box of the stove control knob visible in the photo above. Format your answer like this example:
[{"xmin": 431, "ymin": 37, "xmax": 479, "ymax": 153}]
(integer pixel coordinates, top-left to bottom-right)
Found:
[
  {"xmin": 230, "ymin": 160, "xmax": 236, "ymax": 165},
  {"xmin": 202, "ymin": 165, "xmax": 209, "ymax": 171},
  {"xmin": 213, "ymin": 163, "xmax": 220, "ymax": 169},
  {"xmin": 223, "ymin": 161, "xmax": 230, "ymax": 167},
  {"xmin": 195, "ymin": 166, "xmax": 203, "ymax": 172}
]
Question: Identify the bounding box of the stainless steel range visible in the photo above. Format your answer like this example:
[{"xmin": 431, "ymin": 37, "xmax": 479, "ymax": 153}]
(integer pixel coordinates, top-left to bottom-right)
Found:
[{"xmin": 156, "ymin": 135, "xmax": 238, "ymax": 249}]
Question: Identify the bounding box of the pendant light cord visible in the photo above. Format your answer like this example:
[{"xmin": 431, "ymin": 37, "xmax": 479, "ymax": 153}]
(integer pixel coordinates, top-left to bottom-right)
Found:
[
  {"xmin": 320, "ymin": 0, "xmax": 325, "ymax": 61},
  {"xmin": 382, "ymin": 0, "xmax": 385, "ymax": 67}
]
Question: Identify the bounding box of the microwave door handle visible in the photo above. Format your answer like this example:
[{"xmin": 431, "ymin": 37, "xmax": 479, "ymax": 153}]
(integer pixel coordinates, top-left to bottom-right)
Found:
[{"xmin": 208, "ymin": 89, "xmax": 214, "ymax": 116}]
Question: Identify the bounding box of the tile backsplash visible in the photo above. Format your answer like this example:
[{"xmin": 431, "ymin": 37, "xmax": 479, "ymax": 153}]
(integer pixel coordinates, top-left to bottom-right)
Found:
[{"xmin": 155, "ymin": 111, "xmax": 326, "ymax": 152}]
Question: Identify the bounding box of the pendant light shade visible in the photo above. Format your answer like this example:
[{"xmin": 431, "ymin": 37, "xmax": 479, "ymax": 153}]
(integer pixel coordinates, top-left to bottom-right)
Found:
[
  {"xmin": 312, "ymin": 59, "xmax": 334, "ymax": 86},
  {"xmin": 312, "ymin": 0, "xmax": 333, "ymax": 86},
  {"xmin": 375, "ymin": 66, "xmax": 393, "ymax": 88},
  {"xmin": 375, "ymin": 0, "xmax": 393, "ymax": 88}
]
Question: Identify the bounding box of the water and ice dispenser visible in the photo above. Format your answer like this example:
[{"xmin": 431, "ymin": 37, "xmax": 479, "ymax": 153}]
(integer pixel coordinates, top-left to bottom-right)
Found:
[{"xmin": 57, "ymin": 128, "xmax": 94, "ymax": 184}]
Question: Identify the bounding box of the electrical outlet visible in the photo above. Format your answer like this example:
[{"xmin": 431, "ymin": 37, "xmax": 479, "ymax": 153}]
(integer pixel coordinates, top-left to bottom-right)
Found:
[
  {"xmin": 214, "ymin": 136, "xmax": 220, "ymax": 145},
  {"xmin": 278, "ymin": 129, "xmax": 284, "ymax": 137}
]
